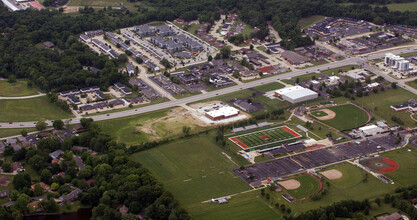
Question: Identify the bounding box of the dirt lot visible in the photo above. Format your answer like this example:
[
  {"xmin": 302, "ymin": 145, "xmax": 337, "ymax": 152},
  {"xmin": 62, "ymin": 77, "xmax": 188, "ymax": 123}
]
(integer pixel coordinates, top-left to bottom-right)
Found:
[
  {"xmin": 321, "ymin": 169, "xmax": 343, "ymax": 180},
  {"xmin": 278, "ymin": 179, "xmax": 301, "ymax": 190}
]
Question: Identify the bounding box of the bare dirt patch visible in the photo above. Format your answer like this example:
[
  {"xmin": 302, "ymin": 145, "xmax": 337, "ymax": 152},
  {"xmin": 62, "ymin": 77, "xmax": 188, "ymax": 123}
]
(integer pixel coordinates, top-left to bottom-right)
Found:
[
  {"xmin": 278, "ymin": 179, "xmax": 301, "ymax": 190},
  {"xmin": 321, "ymin": 169, "xmax": 343, "ymax": 180},
  {"xmin": 313, "ymin": 109, "xmax": 336, "ymax": 120}
]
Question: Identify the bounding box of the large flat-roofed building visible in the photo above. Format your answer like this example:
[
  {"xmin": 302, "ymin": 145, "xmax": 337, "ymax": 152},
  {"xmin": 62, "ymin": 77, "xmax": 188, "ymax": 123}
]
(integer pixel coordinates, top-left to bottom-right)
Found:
[
  {"xmin": 205, "ymin": 106, "xmax": 240, "ymax": 121},
  {"xmin": 281, "ymin": 51, "xmax": 309, "ymax": 65},
  {"xmin": 385, "ymin": 53, "xmax": 410, "ymax": 71},
  {"xmin": 274, "ymin": 86, "xmax": 318, "ymax": 103}
]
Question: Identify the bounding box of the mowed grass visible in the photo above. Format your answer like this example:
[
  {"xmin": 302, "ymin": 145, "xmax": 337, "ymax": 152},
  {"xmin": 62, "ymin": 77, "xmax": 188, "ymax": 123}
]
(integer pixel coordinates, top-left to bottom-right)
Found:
[
  {"xmin": 310, "ymin": 110, "xmax": 328, "ymax": 117},
  {"xmin": 285, "ymin": 175, "xmax": 321, "ymax": 199},
  {"xmin": 0, "ymin": 80, "xmax": 38, "ymax": 97},
  {"xmin": 385, "ymin": 2, "xmax": 417, "ymax": 12},
  {"xmin": 321, "ymin": 65, "xmax": 361, "ymax": 76},
  {"xmin": 321, "ymin": 163, "xmax": 365, "ymax": 189},
  {"xmin": 275, "ymin": 162, "xmax": 396, "ymax": 213},
  {"xmin": 0, "ymin": 128, "xmax": 37, "ymax": 138},
  {"xmin": 231, "ymin": 126, "xmax": 297, "ymax": 149},
  {"xmin": 0, "ymin": 96, "xmax": 73, "ymax": 122},
  {"xmin": 252, "ymin": 82, "xmax": 285, "ymax": 93},
  {"xmin": 130, "ymin": 133, "xmax": 251, "ymax": 208},
  {"xmin": 379, "ymin": 146, "xmax": 417, "ymax": 186},
  {"xmin": 68, "ymin": 0, "xmax": 152, "ymax": 8},
  {"xmin": 405, "ymin": 80, "xmax": 417, "ymax": 90},
  {"xmin": 191, "ymin": 191, "xmax": 281, "ymax": 220},
  {"xmin": 292, "ymin": 72, "xmax": 322, "ymax": 83},
  {"xmin": 333, "ymin": 87, "xmax": 417, "ymax": 128},
  {"xmin": 311, "ymin": 104, "xmax": 369, "ymax": 130},
  {"xmin": 298, "ymin": 15, "xmax": 325, "ymax": 29}
]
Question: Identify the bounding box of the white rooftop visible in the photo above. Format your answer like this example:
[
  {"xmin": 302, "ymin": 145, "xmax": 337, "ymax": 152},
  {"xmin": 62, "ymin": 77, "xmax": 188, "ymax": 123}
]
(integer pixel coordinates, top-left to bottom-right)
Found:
[
  {"xmin": 359, "ymin": 125, "xmax": 384, "ymax": 135},
  {"xmin": 206, "ymin": 106, "xmax": 239, "ymax": 118},
  {"xmin": 275, "ymin": 86, "xmax": 317, "ymax": 99}
]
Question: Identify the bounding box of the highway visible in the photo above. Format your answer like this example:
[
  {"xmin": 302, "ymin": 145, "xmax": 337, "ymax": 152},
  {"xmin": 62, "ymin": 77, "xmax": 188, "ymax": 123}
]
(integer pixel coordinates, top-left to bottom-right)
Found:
[{"xmin": 1, "ymin": 47, "xmax": 417, "ymax": 128}]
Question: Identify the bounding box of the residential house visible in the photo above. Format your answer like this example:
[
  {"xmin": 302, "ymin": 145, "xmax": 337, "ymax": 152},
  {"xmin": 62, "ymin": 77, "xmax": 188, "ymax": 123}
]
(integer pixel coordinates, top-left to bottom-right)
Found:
[
  {"xmin": 67, "ymin": 95, "xmax": 81, "ymax": 105},
  {"xmin": 126, "ymin": 64, "xmax": 135, "ymax": 76},
  {"xmin": 59, "ymin": 188, "xmax": 82, "ymax": 203},
  {"xmin": 49, "ymin": 150, "xmax": 64, "ymax": 159},
  {"xmin": 0, "ymin": 176, "xmax": 9, "ymax": 187},
  {"xmin": 11, "ymin": 162, "xmax": 24, "ymax": 173},
  {"xmin": 0, "ymin": 190, "xmax": 9, "ymax": 198}
]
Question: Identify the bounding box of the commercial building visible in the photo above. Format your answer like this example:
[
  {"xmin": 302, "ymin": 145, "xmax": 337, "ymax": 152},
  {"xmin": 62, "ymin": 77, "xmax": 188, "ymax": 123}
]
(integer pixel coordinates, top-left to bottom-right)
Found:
[
  {"xmin": 281, "ymin": 51, "xmax": 309, "ymax": 65},
  {"xmin": 205, "ymin": 106, "xmax": 240, "ymax": 121},
  {"xmin": 359, "ymin": 125, "xmax": 384, "ymax": 136},
  {"xmin": 274, "ymin": 86, "xmax": 318, "ymax": 103},
  {"xmin": 385, "ymin": 53, "xmax": 410, "ymax": 71}
]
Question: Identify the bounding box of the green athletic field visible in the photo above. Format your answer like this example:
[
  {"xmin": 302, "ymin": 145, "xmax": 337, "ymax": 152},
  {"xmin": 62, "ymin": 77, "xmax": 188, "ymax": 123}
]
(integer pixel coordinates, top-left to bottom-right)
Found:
[
  {"xmin": 310, "ymin": 104, "xmax": 369, "ymax": 130},
  {"xmin": 284, "ymin": 175, "xmax": 321, "ymax": 200},
  {"xmin": 229, "ymin": 126, "xmax": 300, "ymax": 149},
  {"xmin": 130, "ymin": 132, "xmax": 251, "ymax": 210},
  {"xmin": 378, "ymin": 146, "xmax": 417, "ymax": 186},
  {"xmin": 321, "ymin": 163, "xmax": 367, "ymax": 189},
  {"xmin": 310, "ymin": 110, "xmax": 328, "ymax": 118}
]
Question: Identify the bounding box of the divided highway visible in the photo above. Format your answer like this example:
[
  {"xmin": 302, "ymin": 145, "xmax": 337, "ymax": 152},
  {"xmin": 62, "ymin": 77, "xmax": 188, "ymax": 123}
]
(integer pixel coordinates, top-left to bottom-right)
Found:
[{"xmin": 1, "ymin": 47, "xmax": 417, "ymax": 128}]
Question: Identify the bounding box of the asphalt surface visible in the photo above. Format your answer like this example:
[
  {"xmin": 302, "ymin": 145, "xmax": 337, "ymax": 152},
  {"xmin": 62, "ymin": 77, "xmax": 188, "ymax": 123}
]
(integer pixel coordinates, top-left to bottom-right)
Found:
[{"xmin": 2, "ymin": 46, "xmax": 417, "ymax": 128}]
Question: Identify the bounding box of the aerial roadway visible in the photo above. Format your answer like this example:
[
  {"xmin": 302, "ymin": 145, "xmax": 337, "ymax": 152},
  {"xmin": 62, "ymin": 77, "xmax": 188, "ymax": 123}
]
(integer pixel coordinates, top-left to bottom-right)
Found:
[{"xmin": 2, "ymin": 46, "xmax": 417, "ymax": 128}]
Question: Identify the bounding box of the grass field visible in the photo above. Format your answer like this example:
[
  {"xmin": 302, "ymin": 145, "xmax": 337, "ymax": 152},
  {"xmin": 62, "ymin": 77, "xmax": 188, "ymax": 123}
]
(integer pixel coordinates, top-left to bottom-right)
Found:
[
  {"xmin": 292, "ymin": 72, "xmax": 322, "ymax": 83},
  {"xmin": 191, "ymin": 191, "xmax": 281, "ymax": 220},
  {"xmin": 321, "ymin": 65, "xmax": 361, "ymax": 76},
  {"xmin": 68, "ymin": 0, "xmax": 153, "ymax": 8},
  {"xmin": 405, "ymin": 79, "xmax": 417, "ymax": 90},
  {"xmin": 130, "ymin": 132, "xmax": 251, "ymax": 209},
  {"xmin": 333, "ymin": 87, "xmax": 417, "ymax": 128},
  {"xmin": 285, "ymin": 175, "xmax": 321, "ymax": 199},
  {"xmin": 0, "ymin": 96, "xmax": 73, "ymax": 122},
  {"xmin": 310, "ymin": 104, "xmax": 370, "ymax": 130},
  {"xmin": 0, "ymin": 128, "xmax": 37, "ymax": 138},
  {"xmin": 310, "ymin": 110, "xmax": 328, "ymax": 117},
  {"xmin": 378, "ymin": 146, "xmax": 417, "ymax": 186},
  {"xmin": 95, "ymin": 108, "xmax": 207, "ymax": 146},
  {"xmin": 0, "ymin": 80, "xmax": 38, "ymax": 97},
  {"xmin": 277, "ymin": 162, "xmax": 396, "ymax": 213},
  {"xmin": 281, "ymin": 79, "xmax": 295, "ymax": 85},
  {"xmin": 252, "ymin": 82, "xmax": 285, "ymax": 93},
  {"xmin": 322, "ymin": 163, "xmax": 366, "ymax": 189},
  {"xmin": 298, "ymin": 15, "xmax": 325, "ymax": 29},
  {"xmin": 229, "ymin": 126, "xmax": 301, "ymax": 150},
  {"xmin": 385, "ymin": 2, "xmax": 417, "ymax": 12}
]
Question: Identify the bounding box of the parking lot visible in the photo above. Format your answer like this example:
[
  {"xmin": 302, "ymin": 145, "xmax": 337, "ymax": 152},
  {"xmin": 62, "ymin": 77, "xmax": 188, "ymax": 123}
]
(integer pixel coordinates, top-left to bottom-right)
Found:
[{"xmin": 234, "ymin": 134, "xmax": 401, "ymax": 184}]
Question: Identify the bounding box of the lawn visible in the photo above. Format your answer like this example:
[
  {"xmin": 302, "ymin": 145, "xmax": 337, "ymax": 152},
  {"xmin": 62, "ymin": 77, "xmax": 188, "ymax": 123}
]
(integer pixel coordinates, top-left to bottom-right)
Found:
[
  {"xmin": 310, "ymin": 104, "xmax": 370, "ymax": 131},
  {"xmin": 0, "ymin": 96, "xmax": 73, "ymax": 122},
  {"xmin": 298, "ymin": 15, "xmax": 325, "ymax": 29},
  {"xmin": 332, "ymin": 87, "xmax": 417, "ymax": 128},
  {"xmin": 281, "ymin": 79, "xmax": 295, "ymax": 85},
  {"xmin": 385, "ymin": 2, "xmax": 417, "ymax": 12},
  {"xmin": 379, "ymin": 146, "xmax": 417, "ymax": 187},
  {"xmin": 190, "ymin": 191, "xmax": 281, "ymax": 220},
  {"xmin": 0, "ymin": 128, "xmax": 37, "ymax": 138},
  {"xmin": 405, "ymin": 79, "xmax": 417, "ymax": 90},
  {"xmin": 0, "ymin": 80, "xmax": 38, "ymax": 97},
  {"xmin": 310, "ymin": 110, "xmax": 328, "ymax": 117},
  {"xmin": 130, "ymin": 132, "xmax": 252, "ymax": 209},
  {"xmin": 252, "ymin": 82, "xmax": 285, "ymax": 93},
  {"xmin": 292, "ymin": 72, "xmax": 322, "ymax": 83},
  {"xmin": 321, "ymin": 65, "xmax": 361, "ymax": 76},
  {"xmin": 274, "ymin": 162, "xmax": 397, "ymax": 214},
  {"xmin": 321, "ymin": 162, "xmax": 366, "ymax": 189},
  {"xmin": 68, "ymin": 0, "xmax": 153, "ymax": 8},
  {"xmin": 285, "ymin": 174, "xmax": 321, "ymax": 200}
]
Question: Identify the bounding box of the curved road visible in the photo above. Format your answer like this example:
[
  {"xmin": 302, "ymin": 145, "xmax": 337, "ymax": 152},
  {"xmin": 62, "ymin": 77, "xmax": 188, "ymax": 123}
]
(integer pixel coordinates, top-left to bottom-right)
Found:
[
  {"xmin": 2, "ymin": 47, "xmax": 417, "ymax": 128},
  {"xmin": 0, "ymin": 93, "xmax": 45, "ymax": 100}
]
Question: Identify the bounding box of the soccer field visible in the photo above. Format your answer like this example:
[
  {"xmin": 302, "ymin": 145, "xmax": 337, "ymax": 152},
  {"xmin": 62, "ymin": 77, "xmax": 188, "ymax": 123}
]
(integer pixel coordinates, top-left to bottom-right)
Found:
[{"xmin": 229, "ymin": 126, "xmax": 301, "ymax": 150}]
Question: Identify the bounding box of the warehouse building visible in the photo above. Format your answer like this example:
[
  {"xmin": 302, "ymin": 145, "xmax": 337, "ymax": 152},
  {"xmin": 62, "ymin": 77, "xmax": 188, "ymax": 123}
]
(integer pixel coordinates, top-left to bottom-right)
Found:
[
  {"xmin": 274, "ymin": 86, "xmax": 318, "ymax": 103},
  {"xmin": 205, "ymin": 106, "xmax": 240, "ymax": 121}
]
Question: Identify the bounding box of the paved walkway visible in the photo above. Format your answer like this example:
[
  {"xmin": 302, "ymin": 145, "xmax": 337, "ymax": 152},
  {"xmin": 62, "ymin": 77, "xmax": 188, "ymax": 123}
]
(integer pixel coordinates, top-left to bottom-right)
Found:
[{"xmin": 0, "ymin": 93, "xmax": 46, "ymax": 100}]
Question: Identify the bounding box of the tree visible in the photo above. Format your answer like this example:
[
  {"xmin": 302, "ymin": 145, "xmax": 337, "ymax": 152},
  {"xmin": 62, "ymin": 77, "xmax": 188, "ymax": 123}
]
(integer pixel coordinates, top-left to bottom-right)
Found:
[
  {"xmin": 136, "ymin": 57, "xmax": 143, "ymax": 64},
  {"xmin": 161, "ymin": 58, "xmax": 171, "ymax": 69},
  {"xmin": 250, "ymin": 44, "xmax": 254, "ymax": 50},
  {"xmin": 208, "ymin": 55, "xmax": 213, "ymax": 62},
  {"xmin": 41, "ymin": 169, "xmax": 52, "ymax": 184},
  {"xmin": 36, "ymin": 120, "xmax": 47, "ymax": 131},
  {"xmin": 21, "ymin": 129, "xmax": 27, "ymax": 137},
  {"xmin": 29, "ymin": 155, "xmax": 45, "ymax": 172},
  {"xmin": 8, "ymin": 75, "xmax": 16, "ymax": 83},
  {"xmin": 33, "ymin": 184, "xmax": 44, "ymax": 197},
  {"xmin": 53, "ymin": 120, "xmax": 64, "ymax": 130},
  {"xmin": 51, "ymin": 183, "xmax": 59, "ymax": 191},
  {"xmin": 13, "ymin": 173, "xmax": 31, "ymax": 190},
  {"xmin": 2, "ymin": 162, "xmax": 11, "ymax": 173},
  {"xmin": 392, "ymin": 82, "xmax": 398, "ymax": 89},
  {"xmin": 220, "ymin": 47, "xmax": 231, "ymax": 59}
]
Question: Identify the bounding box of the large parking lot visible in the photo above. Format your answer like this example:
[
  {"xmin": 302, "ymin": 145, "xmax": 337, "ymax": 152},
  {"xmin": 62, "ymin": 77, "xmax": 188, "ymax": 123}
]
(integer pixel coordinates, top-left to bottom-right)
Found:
[{"xmin": 234, "ymin": 134, "xmax": 400, "ymax": 184}]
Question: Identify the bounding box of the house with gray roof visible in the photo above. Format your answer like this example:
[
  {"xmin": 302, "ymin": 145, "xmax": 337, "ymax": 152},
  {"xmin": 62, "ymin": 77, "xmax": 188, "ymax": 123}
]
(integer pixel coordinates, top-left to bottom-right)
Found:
[
  {"xmin": 49, "ymin": 150, "xmax": 64, "ymax": 159},
  {"xmin": 154, "ymin": 25, "xmax": 175, "ymax": 36},
  {"xmin": 134, "ymin": 25, "xmax": 155, "ymax": 36}
]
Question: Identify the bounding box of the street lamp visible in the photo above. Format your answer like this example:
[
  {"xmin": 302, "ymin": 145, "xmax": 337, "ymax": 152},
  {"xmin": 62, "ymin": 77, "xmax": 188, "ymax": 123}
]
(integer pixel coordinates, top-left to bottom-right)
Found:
[{"xmin": 264, "ymin": 110, "xmax": 268, "ymax": 123}]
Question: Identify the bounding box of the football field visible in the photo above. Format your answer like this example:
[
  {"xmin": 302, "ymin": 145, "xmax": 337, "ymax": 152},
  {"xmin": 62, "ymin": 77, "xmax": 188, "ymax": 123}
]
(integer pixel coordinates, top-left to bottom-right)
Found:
[{"xmin": 229, "ymin": 126, "xmax": 301, "ymax": 150}]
